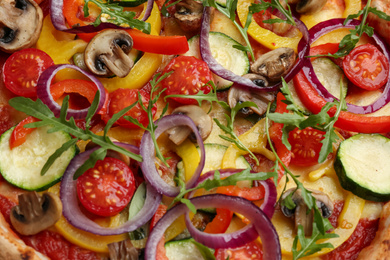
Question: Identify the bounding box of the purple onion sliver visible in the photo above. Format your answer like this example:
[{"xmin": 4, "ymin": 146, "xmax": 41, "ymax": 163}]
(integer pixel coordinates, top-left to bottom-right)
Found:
[
  {"xmin": 140, "ymin": 114, "xmax": 206, "ymax": 197},
  {"xmin": 301, "ymin": 18, "xmax": 390, "ymax": 114},
  {"xmin": 60, "ymin": 142, "xmax": 162, "ymax": 236},
  {"xmin": 36, "ymin": 64, "xmax": 106, "ymax": 119}
]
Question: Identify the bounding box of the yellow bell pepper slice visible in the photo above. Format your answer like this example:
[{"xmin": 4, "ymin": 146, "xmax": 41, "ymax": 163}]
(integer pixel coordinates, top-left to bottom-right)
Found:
[
  {"xmin": 237, "ymin": 0, "xmax": 301, "ymax": 51},
  {"xmin": 48, "ymin": 184, "xmax": 128, "ymax": 253},
  {"xmin": 174, "ymin": 139, "xmax": 200, "ymax": 182},
  {"xmin": 222, "ymin": 118, "xmax": 276, "ymax": 169},
  {"xmin": 301, "ymin": 0, "xmax": 361, "ymax": 29}
]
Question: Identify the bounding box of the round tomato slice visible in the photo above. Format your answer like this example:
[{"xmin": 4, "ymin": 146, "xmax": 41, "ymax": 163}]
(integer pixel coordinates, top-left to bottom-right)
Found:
[
  {"xmin": 161, "ymin": 56, "xmax": 213, "ymax": 105},
  {"xmin": 343, "ymin": 43, "xmax": 389, "ymax": 91},
  {"xmin": 2, "ymin": 48, "xmax": 54, "ymax": 97},
  {"xmin": 215, "ymin": 240, "xmax": 263, "ymax": 260},
  {"xmin": 77, "ymin": 157, "xmax": 136, "ymax": 217},
  {"xmin": 103, "ymin": 88, "xmax": 155, "ymax": 128},
  {"xmin": 288, "ymin": 127, "xmax": 325, "ymax": 167}
]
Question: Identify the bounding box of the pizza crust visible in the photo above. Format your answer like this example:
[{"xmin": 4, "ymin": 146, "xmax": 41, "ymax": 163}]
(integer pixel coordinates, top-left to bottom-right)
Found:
[{"xmin": 0, "ymin": 213, "xmax": 49, "ymax": 260}]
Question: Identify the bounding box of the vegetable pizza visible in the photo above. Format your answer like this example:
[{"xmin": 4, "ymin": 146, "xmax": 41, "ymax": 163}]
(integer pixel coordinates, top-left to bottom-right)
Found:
[{"xmin": 0, "ymin": 0, "xmax": 390, "ymax": 259}]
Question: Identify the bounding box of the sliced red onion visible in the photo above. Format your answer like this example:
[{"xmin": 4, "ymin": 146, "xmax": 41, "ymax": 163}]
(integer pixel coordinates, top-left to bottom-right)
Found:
[
  {"xmin": 60, "ymin": 142, "xmax": 162, "ymax": 236},
  {"xmin": 188, "ymin": 169, "xmax": 277, "ymax": 218},
  {"xmin": 145, "ymin": 194, "xmax": 281, "ymax": 260},
  {"xmin": 199, "ymin": 6, "xmax": 310, "ymax": 92},
  {"xmin": 301, "ymin": 18, "xmax": 390, "ymax": 114},
  {"xmin": 50, "ymin": 0, "xmax": 153, "ymax": 34},
  {"xmin": 36, "ymin": 64, "xmax": 106, "ymax": 119},
  {"xmin": 140, "ymin": 114, "xmax": 205, "ymax": 197}
]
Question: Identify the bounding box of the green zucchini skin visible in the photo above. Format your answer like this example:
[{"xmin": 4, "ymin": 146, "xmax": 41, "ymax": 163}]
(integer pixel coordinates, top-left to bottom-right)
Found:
[
  {"xmin": 334, "ymin": 133, "xmax": 390, "ymax": 202},
  {"xmin": 0, "ymin": 126, "xmax": 76, "ymax": 191}
]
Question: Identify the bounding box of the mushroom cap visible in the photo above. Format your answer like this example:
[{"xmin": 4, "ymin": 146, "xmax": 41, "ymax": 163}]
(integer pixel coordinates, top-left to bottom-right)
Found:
[
  {"xmin": 166, "ymin": 105, "xmax": 213, "ymax": 145},
  {"xmin": 10, "ymin": 192, "xmax": 62, "ymax": 236},
  {"xmin": 0, "ymin": 0, "xmax": 43, "ymax": 53},
  {"xmin": 251, "ymin": 47, "xmax": 297, "ymax": 82},
  {"xmin": 227, "ymin": 80, "xmax": 276, "ymax": 116},
  {"xmin": 174, "ymin": 0, "xmax": 204, "ymax": 32},
  {"xmin": 84, "ymin": 29, "xmax": 134, "ymax": 78}
]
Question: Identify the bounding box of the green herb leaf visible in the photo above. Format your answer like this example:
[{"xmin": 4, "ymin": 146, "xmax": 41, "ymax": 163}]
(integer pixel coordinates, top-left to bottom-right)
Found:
[
  {"xmin": 84, "ymin": 0, "xmax": 151, "ymax": 33},
  {"xmin": 249, "ymin": 0, "xmax": 295, "ymax": 26},
  {"xmin": 128, "ymin": 182, "xmax": 147, "ymax": 218}
]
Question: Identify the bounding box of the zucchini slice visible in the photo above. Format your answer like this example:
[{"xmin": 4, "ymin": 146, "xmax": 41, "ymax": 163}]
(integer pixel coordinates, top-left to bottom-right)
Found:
[
  {"xmin": 165, "ymin": 238, "xmax": 205, "ymax": 260},
  {"xmin": 0, "ymin": 126, "xmax": 76, "ymax": 191},
  {"xmin": 183, "ymin": 32, "xmax": 250, "ymax": 90},
  {"xmin": 334, "ymin": 134, "xmax": 390, "ymax": 202}
]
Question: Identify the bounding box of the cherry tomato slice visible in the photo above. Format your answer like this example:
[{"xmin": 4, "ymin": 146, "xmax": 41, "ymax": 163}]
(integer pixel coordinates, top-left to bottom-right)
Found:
[
  {"xmin": 215, "ymin": 240, "xmax": 263, "ymax": 260},
  {"xmin": 343, "ymin": 43, "xmax": 389, "ymax": 91},
  {"xmin": 161, "ymin": 56, "xmax": 213, "ymax": 105},
  {"xmin": 76, "ymin": 157, "xmax": 136, "ymax": 217},
  {"xmin": 288, "ymin": 127, "xmax": 325, "ymax": 167},
  {"xmin": 103, "ymin": 88, "xmax": 155, "ymax": 129},
  {"xmin": 2, "ymin": 48, "xmax": 54, "ymax": 97}
]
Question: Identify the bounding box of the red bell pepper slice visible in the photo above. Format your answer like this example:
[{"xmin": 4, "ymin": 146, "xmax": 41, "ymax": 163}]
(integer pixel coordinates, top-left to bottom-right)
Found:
[
  {"xmin": 203, "ymin": 208, "xmax": 233, "ymax": 234},
  {"xmin": 294, "ymin": 44, "xmax": 390, "ymax": 133},
  {"xmin": 150, "ymin": 204, "xmax": 169, "ymax": 260},
  {"xmin": 9, "ymin": 116, "xmax": 39, "ymax": 150}
]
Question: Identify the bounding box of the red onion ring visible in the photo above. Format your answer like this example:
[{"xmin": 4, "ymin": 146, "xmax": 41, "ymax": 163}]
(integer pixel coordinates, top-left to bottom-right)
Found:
[
  {"xmin": 188, "ymin": 169, "xmax": 277, "ymax": 218},
  {"xmin": 140, "ymin": 114, "xmax": 206, "ymax": 197},
  {"xmin": 50, "ymin": 0, "xmax": 153, "ymax": 34},
  {"xmin": 36, "ymin": 64, "xmax": 106, "ymax": 119},
  {"xmin": 60, "ymin": 142, "xmax": 162, "ymax": 236},
  {"xmin": 199, "ymin": 6, "xmax": 310, "ymax": 92},
  {"xmin": 145, "ymin": 194, "xmax": 281, "ymax": 260},
  {"xmin": 300, "ymin": 18, "xmax": 390, "ymax": 114}
]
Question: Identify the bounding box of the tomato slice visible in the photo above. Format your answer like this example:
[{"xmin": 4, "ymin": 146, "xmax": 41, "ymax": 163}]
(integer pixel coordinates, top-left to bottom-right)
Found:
[
  {"xmin": 161, "ymin": 56, "xmax": 213, "ymax": 105},
  {"xmin": 288, "ymin": 127, "xmax": 325, "ymax": 166},
  {"xmin": 343, "ymin": 43, "xmax": 389, "ymax": 91},
  {"xmin": 103, "ymin": 88, "xmax": 155, "ymax": 128},
  {"xmin": 76, "ymin": 157, "xmax": 136, "ymax": 217},
  {"xmin": 215, "ymin": 240, "xmax": 263, "ymax": 260},
  {"xmin": 2, "ymin": 48, "xmax": 54, "ymax": 97}
]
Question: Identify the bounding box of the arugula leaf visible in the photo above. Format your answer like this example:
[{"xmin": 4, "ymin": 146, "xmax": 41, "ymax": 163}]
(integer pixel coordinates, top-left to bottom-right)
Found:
[
  {"xmin": 124, "ymin": 72, "xmax": 172, "ymax": 166},
  {"xmin": 310, "ymin": 0, "xmax": 390, "ymax": 59},
  {"xmin": 267, "ymin": 78, "xmax": 347, "ymax": 164},
  {"xmin": 170, "ymin": 169, "xmax": 274, "ymax": 210},
  {"xmin": 249, "ymin": 0, "xmax": 295, "ymax": 26},
  {"xmin": 83, "ymin": 0, "xmax": 151, "ymax": 33},
  {"xmin": 202, "ymin": 0, "xmax": 255, "ymax": 60},
  {"xmin": 9, "ymin": 94, "xmax": 142, "ymax": 179}
]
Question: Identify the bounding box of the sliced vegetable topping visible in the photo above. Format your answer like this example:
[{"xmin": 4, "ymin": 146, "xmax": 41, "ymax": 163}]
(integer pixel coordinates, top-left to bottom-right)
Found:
[
  {"xmin": 77, "ymin": 157, "xmax": 136, "ymax": 217},
  {"xmin": 9, "ymin": 116, "xmax": 38, "ymax": 150},
  {"xmin": 161, "ymin": 56, "xmax": 213, "ymax": 105},
  {"xmin": 343, "ymin": 43, "xmax": 389, "ymax": 91},
  {"xmin": 2, "ymin": 48, "xmax": 54, "ymax": 98}
]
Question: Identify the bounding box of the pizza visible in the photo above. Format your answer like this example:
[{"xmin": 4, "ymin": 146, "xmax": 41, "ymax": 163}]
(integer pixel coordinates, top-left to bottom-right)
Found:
[{"xmin": 0, "ymin": 0, "xmax": 390, "ymax": 259}]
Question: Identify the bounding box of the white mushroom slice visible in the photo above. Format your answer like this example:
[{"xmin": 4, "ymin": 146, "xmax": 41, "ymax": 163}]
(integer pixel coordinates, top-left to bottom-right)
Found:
[
  {"xmin": 166, "ymin": 105, "xmax": 213, "ymax": 145},
  {"xmin": 0, "ymin": 0, "xmax": 43, "ymax": 53},
  {"xmin": 251, "ymin": 47, "xmax": 297, "ymax": 82},
  {"xmin": 228, "ymin": 76, "xmax": 276, "ymax": 116},
  {"xmin": 280, "ymin": 188, "xmax": 334, "ymax": 236},
  {"xmin": 84, "ymin": 29, "xmax": 134, "ymax": 78},
  {"xmin": 10, "ymin": 192, "xmax": 62, "ymax": 236},
  {"xmin": 174, "ymin": 0, "xmax": 204, "ymax": 32}
]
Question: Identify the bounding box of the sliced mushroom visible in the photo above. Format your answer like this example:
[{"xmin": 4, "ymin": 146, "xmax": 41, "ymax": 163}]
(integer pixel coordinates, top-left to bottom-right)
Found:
[
  {"xmin": 85, "ymin": 139, "xmax": 131, "ymax": 166},
  {"xmin": 166, "ymin": 105, "xmax": 213, "ymax": 145},
  {"xmin": 228, "ymin": 77, "xmax": 276, "ymax": 116},
  {"xmin": 10, "ymin": 192, "xmax": 62, "ymax": 235},
  {"xmin": 251, "ymin": 47, "xmax": 297, "ymax": 82},
  {"xmin": 280, "ymin": 188, "xmax": 333, "ymax": 236},
  {"xmin": 0, "ymin": 0, "xmax": 43, "ymax": 53},
  {"xmin": 84, "ymin": 29, "xmax": 134, "ymax": 78},
  {"xmin": 108, "ymin": 239, "xmax": 139, "ymax": 260},
  {"xmin": 296, "ymin": 0, "xmax": 327, "ymax": 14},
  {"xmin": 174, "ymin": 0, "xmax": 204, "ymax": 32}
]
